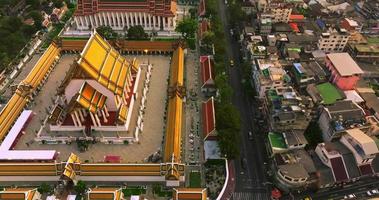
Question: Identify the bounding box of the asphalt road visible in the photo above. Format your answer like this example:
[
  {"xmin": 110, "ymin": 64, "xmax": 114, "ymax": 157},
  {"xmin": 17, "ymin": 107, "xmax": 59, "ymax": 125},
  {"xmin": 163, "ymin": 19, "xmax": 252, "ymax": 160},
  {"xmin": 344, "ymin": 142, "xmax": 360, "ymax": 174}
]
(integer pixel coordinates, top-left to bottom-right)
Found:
[{"xmin": 216, "ymin": 0, "xmax": 270, "ymax": 199}]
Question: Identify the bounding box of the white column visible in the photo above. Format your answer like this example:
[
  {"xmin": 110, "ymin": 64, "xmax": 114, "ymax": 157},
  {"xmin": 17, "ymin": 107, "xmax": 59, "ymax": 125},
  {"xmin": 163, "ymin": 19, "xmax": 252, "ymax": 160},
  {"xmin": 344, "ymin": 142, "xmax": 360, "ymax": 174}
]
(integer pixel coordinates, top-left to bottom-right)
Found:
[
  {"xmin": 79, "ymin": 17, "xmax": 84, "ymax": 28},
  {"xmin": 78, "ymin": 109, "xmax": 85, "ymax": 122},
  {"xmin": 74, "ymin": 111, "xmax": 82, "ymax": 127},
  {"xmin": 89, "ymin": 112, "xmax": 98, "ymax": 127},
  {"xmin": 89, "ymin": 15, "xmax": 94, "ymax": 28},
  {"xmin": 101, "ymin": 110, "xmax": 108, "ymax": 123},
  {"xmin": 134, "ymin": 12, "xmax": 138, "ymax": 25},
  {"xmin": 143, "ymin": 13, "xmax": 147, "ymax": 28},
  {"xmin": 102, "ymin": 12, "xmax": 107, "ymax": 26},
  {"xmin": 130, "ymin": 12, "xmax": 134, "ymax": 26},
  {"xmin": 173, "ymin": 16, "xmax": 176, "ymax": 28},
  {"xmin": 163, "ymin": 17, "xmax": 166, "ymax": 29},
  {"xmin": 121, "ymin": 12, "xmax": 125, "ymax": 28},
  {"xmin": 125, "ymin": 12, "xmax": 130, "ymax": 27},
  {"xmin": 85, "ymin": 16, "xmax": 89, "ymax": 28},
  {"xmin": 158, "ymin": 16, "xmax": 161, "ymax": 29},
  {"xmin": 153, "ymin": 16, "xmax": 156, "ymax": 28},
  {"xmin": 74, "ymin": 17, "xmax": 80, "ymax": 27},
  {"xmin": 111, "ymin": 12, "xmax": 116, "ymax": 27},
  {"xmin": 138, "ymin": 12, "xmax": 142, "ymax": 26},
  {"xmin": 95, "ymin": 114, "xmax": 102, "ymax": 127},
  {"xmin": 71, "ymin": 113, "xmax": 78, "ymax": 127},
  {"xmin": 104, "ymin": 105, "xmax": 110, "ymax": 117},
  {"xmin": 148, "ymin": 14, "xmax": 151, "ymax": 28},
  {"xmin": 107, "ymin": 12, "xmax": 111, "ymax": 27},
  {"xmin": 95, "ymin": 14, "xmax": 99, "ymax": 27},
  {"xmin": 116, "ymin": 12, "xmax": 120, "ymax": 28}
]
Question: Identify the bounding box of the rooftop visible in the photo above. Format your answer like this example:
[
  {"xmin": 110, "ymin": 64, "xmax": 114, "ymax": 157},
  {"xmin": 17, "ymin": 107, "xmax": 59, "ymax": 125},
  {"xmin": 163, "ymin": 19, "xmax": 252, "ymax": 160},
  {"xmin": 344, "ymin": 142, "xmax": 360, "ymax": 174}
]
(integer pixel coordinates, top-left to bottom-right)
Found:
[
  {"xmin": 268, "ymin": 132, "xmax": 287, "ymax": 150},
  {"xmin": 316, "ymin": 82, "xmax": 344, "ymax": 104},
  {"xmin": 327, "ymin": 53, "xmax": 364, "ymax": 76},
  {"xmin": 345, "ymin": 128, "xmax": 379, "ymax": 155}
]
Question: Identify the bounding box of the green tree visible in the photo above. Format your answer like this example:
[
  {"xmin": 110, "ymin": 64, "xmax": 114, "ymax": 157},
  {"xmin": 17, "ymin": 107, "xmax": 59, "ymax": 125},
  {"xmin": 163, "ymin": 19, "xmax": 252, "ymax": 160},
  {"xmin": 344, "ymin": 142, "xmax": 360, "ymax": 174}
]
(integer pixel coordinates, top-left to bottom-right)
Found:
[
  {"xmin": 74, "ymin": 180, "xmax": 87, "ymax": 195},
  {"xmin": 201, "ymin": 31, "xmax": 215, "ymax": 46},
  {"xmin": 96, "ymin": 26, "xmax": 117, "ymax": 39},
  {"xmin": 29, "ymin": 10, "xmax": 43, "ymax": 30},
  {"xmin": 304, "ymin": 121, "xmax": 323, "ymax": 148},
  {"xmin": 26, "ymin": 0, "xmax": 40, "ymax": 9},
  {"xmin": 53, "ymin": 0, "xmax": 64, "ymax": 8},
  {"xmin": 127, "ymin": 25, "xmax": 147, "ymax": 40},
  {"xmin": 175, "ymin": 18, "xmax": 198, "ymax": 40},
  {"xmin": 189, "ymin": 8, "xmax": 197, "ymax": 19},
  {"xmin": 218, "ymin": 128, "xmax": 240, "ymax": 159},
  {"xmin": 37, "ymin": 183, "xmax": 53, "ymax": 194}
]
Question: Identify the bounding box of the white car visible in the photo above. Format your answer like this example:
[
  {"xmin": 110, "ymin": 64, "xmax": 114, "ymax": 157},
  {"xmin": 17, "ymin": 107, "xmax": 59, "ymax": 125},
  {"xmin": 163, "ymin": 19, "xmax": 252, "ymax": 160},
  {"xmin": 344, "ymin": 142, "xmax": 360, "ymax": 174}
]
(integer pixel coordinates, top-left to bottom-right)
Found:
[
  {"xmin": 372, "ymin": 189, "xmax": 379, "ymax": 194},
  {"xmin": 367, "ymin": 191, "xmax": 373, "ymax": 196}
]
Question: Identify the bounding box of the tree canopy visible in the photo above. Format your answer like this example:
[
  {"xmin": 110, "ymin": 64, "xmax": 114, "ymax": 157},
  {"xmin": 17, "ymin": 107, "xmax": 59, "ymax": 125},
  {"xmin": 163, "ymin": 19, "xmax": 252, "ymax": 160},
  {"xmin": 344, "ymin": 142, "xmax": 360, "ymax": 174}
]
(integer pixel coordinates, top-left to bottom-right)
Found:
[
  {"xmin": 175, "ymin": 18, "xmax": 198, "ymax": 40},
  {"xmin": 127, "ymin": 25, "xmax": 147, "ymax": 40},
  {"xmin": 37, "ymin": 183, "xmax": 53, "ymax": 194},
  {"xmin": 74, "ymin": 180, "xmax": 87, "ymax": 195},
  {"xmin": 96, "ymin": 26, "xmax": 118, "ymax": 39}
]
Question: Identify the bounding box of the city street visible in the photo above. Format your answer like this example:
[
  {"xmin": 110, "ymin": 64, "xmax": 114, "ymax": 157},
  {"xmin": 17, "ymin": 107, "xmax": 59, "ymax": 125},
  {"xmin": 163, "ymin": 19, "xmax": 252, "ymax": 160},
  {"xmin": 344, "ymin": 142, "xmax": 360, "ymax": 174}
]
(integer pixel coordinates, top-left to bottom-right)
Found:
[{"xmin": 216, "ymin": 0, "xmax": 270, "ymax": 199}]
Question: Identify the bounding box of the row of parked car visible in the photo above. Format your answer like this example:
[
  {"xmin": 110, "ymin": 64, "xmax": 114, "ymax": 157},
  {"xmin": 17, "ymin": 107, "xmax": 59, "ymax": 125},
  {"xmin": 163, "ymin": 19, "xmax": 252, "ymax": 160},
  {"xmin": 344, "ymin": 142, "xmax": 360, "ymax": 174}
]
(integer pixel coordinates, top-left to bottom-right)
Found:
[{"xmin": 344, "ymin": 189, "xmax": 379, "ymax": 199}]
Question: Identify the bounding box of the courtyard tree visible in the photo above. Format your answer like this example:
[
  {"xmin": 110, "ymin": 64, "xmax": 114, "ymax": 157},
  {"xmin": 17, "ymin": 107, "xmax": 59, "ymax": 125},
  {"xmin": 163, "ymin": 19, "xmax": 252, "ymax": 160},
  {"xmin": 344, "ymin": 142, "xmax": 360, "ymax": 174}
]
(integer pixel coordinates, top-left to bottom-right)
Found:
[
  {"xmin": 74, "ymin": 180, "xmax": 87, "ymax": 195},
  {"xmin": 175, "ymin": 18, "xmax": 198, "ymax": 40},
  {"xmin": 201, "ymin": 31, "xmax": 215, "ymax": 47},
  {"xmin": 29, "ymin": 10, "xmax": 43, "ymax": 30},
  {"xmin": 304, "ymin": 121, "xmax": 323, "ymax": 148},
  {"xmin": 96, "ymin": 26, "xmax": 118, "ymax": 40},
  {"xmin": 37, "ymin": 183, "xmax": 53, "ymax": 195},
  {"xmin": 217, "ymin": 128, "xmax": 240, "ymax": 159},
  {"xmin": 127, "ymin": 25, "xmax": 147, "ymax": 40}
]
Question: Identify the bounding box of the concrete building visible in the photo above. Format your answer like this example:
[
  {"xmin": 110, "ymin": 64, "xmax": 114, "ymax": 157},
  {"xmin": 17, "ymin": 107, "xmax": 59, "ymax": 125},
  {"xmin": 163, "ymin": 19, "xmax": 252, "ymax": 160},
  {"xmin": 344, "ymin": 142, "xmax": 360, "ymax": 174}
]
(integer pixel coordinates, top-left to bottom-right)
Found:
[
  {"xmin": 74, "ymin": 0, "xmax": 177, "ymax": 31},
  {"xmin": 326, "ymin": 53, "xmax": 363, "ymax": 90},
  {"xmin": 318, "ymin": 100, "xmax": 365, "ymax": 141},
  {"xmin": 340, "ymin": 129, "xmax": 379, "ymax": 175},
  {"xmin": 318, "ymin": 28, "xmax": 350, "ymax": 52},
  {"xmin": 340, "ymin": 18, "xmax": 362, "ymax": 33}
]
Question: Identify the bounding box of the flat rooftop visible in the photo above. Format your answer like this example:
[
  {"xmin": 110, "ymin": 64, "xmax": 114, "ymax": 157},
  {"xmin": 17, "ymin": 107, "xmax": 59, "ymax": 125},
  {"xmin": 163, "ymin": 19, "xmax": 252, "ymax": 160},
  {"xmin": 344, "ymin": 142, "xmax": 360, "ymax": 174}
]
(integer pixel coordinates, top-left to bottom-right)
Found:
[
  {"xmin": 316, "ymin": 82, "xmax": 344, "ymax": 104},
  {"xmin": 327, "ymin": 53, "xmax": 364, "ymax": 76}
]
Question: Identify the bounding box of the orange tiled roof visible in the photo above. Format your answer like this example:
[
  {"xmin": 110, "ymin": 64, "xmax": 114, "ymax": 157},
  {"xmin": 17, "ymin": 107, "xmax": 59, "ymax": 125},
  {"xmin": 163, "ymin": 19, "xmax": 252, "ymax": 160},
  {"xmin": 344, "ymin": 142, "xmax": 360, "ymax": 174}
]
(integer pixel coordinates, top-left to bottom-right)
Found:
[{"xmin": 76, "ymin": 82, "xmax": 107, "ymax": 113}]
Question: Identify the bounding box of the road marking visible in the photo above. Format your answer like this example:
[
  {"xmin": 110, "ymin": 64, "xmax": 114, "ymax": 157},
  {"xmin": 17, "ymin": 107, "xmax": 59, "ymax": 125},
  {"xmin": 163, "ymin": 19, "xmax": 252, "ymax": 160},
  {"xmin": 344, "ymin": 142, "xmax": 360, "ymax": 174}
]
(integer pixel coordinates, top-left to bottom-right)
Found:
[{"xmin": 232, "ymin": 192, "xmax": 269, "ymax": 200}]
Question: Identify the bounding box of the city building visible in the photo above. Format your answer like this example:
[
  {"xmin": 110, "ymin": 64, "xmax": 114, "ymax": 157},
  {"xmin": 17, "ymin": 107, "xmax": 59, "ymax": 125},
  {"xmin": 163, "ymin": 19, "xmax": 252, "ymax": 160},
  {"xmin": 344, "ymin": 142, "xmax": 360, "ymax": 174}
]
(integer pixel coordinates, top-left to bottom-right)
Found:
[
  {"xmin": 317, "ymin": 28, "xmax": 350, "ymax": 52},
  {"xmin": 306, "ymin": 82, "xmax": 344, "ymax": 105},
  {"xmin": 259, "ymin": 14, "xmax": 272, "ymax": 35},
  {"xmin": 326, "ymin": 53, "xmax": 363, "ymax": 90},
  {"xmin": 340, "ymin": 18, "xmax": 362, "ymax": 33},
  {"xmin": 347, "ymin": 43, "xmax": 379, "ymax": 64},
  {"xmin": 74, "ymin": 0, "xmax": 177, "ymax": 31},
  {"xmin": 264, "ymin": 86, "xmax": 312, "ymax": 132},
  {"xmin": 318, "ymin": 100, "xmax": 365, "ymax": 141},
  {"xmin": 202, "ymin": 97, "xmax": 216, "ymax": 140},
  {"xmin": 341, "ymin": 129, "xmax": 379, "ymax": 175},
  {"xmin": 355, "ymin": 0, "xmax": 379, "ymax": 20}
]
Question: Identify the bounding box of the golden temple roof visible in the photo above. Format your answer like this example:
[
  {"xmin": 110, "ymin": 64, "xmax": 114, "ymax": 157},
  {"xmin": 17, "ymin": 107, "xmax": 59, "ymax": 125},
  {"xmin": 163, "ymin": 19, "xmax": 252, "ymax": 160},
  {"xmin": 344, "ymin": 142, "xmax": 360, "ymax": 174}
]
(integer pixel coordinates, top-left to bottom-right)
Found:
[{"xmin": 76, "ymin": 82, "xmax": 107, "ymax": 113}]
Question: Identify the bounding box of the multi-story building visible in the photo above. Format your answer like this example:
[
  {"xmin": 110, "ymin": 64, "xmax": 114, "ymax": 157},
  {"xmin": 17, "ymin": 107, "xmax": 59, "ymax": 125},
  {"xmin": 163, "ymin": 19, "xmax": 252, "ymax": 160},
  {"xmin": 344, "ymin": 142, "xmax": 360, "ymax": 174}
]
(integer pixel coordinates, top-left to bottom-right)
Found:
[
  {"xmin": 259, "ymin": 14, "xmax": 272, "ymax": 35},
  {"xmin": 258, "ymin": 0, "xmax": 292, "ymax": 23},
  {"xmin": 355, "ymin": 0, "xmax": 379, "ymax": 20},
  {"xmin": 340, "ymin": 18, "xmax": 362, "ymax": 33},
  {"xmin": 326, "ymin": 53, "xmax": 363, "ymax": 90},
  {"xmin": 318, "ymin": 28, "xmax": 350, "ymax": 52},
  {"xmin": 347, "ymin": 43, "xmax": 379, "ymax": 64},
  {"xmin": 318, "ymin": 100, "xmax": 366, "ymax": 141},
  {"xmin": 340, "ymin": 128, "xmax": 379, "ymax": 176},
  {"xmin": 74, "ymin": 0, "xmax": 177, "ymax": 31}
]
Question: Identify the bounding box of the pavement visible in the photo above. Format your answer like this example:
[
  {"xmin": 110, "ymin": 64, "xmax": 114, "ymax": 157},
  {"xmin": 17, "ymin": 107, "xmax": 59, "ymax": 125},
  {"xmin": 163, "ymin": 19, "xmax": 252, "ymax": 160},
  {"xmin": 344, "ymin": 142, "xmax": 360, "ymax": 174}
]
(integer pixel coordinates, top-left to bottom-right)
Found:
[{"xmin": 216, "ymin": 0, "xmax": 271, "ymax": 199}]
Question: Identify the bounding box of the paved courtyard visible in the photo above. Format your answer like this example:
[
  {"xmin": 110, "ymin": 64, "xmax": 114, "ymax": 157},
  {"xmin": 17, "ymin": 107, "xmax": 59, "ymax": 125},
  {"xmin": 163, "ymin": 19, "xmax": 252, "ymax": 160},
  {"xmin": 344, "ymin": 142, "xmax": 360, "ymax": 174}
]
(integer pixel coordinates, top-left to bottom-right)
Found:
[{"xmin": 14, "ymin": 54, "xmax": 171, "ymax": 163}]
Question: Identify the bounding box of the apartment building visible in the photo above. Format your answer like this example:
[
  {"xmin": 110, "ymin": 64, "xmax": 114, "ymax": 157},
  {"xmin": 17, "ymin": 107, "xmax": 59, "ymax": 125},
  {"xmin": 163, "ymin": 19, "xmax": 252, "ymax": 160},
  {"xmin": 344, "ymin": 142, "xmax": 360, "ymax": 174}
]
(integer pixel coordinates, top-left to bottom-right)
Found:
[{"xmin": 318, "ymin": 28, "xmax": 350, "ymax": 52}]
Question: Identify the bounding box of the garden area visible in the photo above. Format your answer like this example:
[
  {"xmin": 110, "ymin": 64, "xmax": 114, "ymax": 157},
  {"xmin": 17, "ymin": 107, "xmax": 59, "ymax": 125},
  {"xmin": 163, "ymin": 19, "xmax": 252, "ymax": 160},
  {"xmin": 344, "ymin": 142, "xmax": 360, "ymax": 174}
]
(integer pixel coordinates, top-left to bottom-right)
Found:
[
  {"xmin": 205, "ymin": 159, "xmax": 226, "ymax": 199},
  {"xmin": 122, "ymin": 186, "xmax": 146, "ymax": 197},
  {"xmin": 189, "ymin": 171, "xmax": 201, "ymax": 188},
  {"xmin": 152, "ymin": 184, "xmax": 172, "ymax": 197}
]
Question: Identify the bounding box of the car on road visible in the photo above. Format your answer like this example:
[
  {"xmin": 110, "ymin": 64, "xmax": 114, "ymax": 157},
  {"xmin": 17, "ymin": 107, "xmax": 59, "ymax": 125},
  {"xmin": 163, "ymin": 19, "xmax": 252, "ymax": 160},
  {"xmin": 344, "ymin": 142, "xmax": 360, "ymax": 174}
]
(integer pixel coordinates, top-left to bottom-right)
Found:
[
  {"xmin": 230, "ymin": 59, "xmax": 234, "ymax": 67},
  {"xmin": 368, "ymin": 189, "xmax": 379, "ymax": 196},
  {"xmin": 241, "ymin": 157, "xmax": 247, "ymax": 170},
  {"xmin": 248, "ymin": 131, "xmax": 253, "ymax": 140},
  {"xmin": 367, "ymin": 190, "xmax": 373, "ymax": 196},
  {"xmin": 344, "ymin": 194, "xmax": 356, "ymax": 199}
]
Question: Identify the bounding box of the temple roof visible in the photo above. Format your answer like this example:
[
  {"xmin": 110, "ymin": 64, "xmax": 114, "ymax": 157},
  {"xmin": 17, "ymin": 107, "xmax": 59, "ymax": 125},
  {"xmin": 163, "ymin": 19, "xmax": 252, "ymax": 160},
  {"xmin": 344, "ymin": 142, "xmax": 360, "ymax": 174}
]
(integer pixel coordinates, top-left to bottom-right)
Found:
[{"xmin": 76, "ymin": 82, "xmax": 107, "ymax": 113}]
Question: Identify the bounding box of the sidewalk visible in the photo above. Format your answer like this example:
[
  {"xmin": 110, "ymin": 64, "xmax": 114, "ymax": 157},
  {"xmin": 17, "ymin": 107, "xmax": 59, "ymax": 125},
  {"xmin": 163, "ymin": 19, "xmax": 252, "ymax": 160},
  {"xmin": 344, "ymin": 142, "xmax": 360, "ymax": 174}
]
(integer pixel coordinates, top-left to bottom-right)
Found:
[{"xmin": 220, "ymin": 160, "xmax": 236, "ymax": 200}]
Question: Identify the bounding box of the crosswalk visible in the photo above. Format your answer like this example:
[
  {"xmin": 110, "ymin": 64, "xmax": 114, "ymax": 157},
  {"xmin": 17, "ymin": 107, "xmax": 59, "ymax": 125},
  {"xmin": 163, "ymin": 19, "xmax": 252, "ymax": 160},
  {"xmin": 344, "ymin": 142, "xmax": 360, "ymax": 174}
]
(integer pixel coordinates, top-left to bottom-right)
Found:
[{"xmin": 232, "ymin": 192, "xmax": 270, "ymax": 200}]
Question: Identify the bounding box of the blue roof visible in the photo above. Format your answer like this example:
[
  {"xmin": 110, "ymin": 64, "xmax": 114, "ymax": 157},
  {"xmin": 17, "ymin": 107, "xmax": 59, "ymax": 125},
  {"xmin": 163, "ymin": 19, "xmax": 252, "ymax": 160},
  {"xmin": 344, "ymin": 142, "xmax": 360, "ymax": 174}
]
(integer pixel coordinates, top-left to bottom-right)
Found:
[
  {"xmin": 294, "ymin": 63, "xmax": 304, "ymax": 74},
  {"xmin": 316, "ymin": 19, "xmax": 326, "ymax": 29}
]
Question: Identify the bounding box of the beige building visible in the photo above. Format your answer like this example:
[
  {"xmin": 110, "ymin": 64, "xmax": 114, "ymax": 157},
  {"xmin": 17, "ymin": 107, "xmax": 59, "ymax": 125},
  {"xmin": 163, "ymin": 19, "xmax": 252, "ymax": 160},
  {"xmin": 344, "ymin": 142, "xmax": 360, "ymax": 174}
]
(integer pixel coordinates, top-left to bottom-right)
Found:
[{"xmin": 318, "ymin": 28, "xmax": 350, "ymax": 52}]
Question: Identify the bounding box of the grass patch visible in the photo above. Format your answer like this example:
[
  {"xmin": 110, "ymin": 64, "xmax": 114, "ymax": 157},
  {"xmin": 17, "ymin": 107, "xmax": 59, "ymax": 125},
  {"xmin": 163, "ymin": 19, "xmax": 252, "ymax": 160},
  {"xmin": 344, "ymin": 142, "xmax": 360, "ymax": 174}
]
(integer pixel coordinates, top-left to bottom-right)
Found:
[
  {"xmin": 153, "ymin": 184, "xmax": 172, "ymax": 197},
  {"xmin": 189, "ymin": 171, "xmax": 201, "ymax": 188},
  {"xmin": 122, "ymin": 186, "xmax": 146, "ymax": 197}
]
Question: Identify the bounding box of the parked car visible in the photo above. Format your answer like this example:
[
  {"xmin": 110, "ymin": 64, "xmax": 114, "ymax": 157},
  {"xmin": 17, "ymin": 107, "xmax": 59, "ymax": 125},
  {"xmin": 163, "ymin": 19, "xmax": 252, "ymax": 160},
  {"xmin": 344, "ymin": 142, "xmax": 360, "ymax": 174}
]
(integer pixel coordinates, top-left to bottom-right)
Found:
[
  {"xmin": 230, "ymin": 59, "xmax": 234, "ymax": 67},
  {"xmin": 248, "ymin": 131, "xmax": 253, "ymax": 140},
  {"xmin": 344, "ymin": 194, "xmax": 356, "ymax": 199}
]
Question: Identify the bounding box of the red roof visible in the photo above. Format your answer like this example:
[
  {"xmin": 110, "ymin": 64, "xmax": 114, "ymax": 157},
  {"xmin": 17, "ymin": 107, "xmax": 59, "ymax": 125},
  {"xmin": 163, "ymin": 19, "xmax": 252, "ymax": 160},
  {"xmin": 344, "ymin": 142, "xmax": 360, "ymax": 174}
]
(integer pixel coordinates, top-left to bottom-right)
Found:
[
  {"xmin": 200, "ymin": 56, "xmax": 215, "ymax": 88},
  {"xmin": 198, "ymin": 0, "xmax": 206, "ymax": 16},
  {"xmin": 330, "ymin": 157, "xmax": 349, "ymax": 182},
  {"xmin": 290, "ymin": 14, "xmax": 305, "ymax": 21},
  {"xmin": 289, "ymin": 23, "xmax": 300, "ymax": 33},
  {"xmin": 198, "ymin": 20, "xmax": 209, "ymax": 39},
  {"xmin": 202, "ymin": 97, "xmax": 216, "ymax": 140}
]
